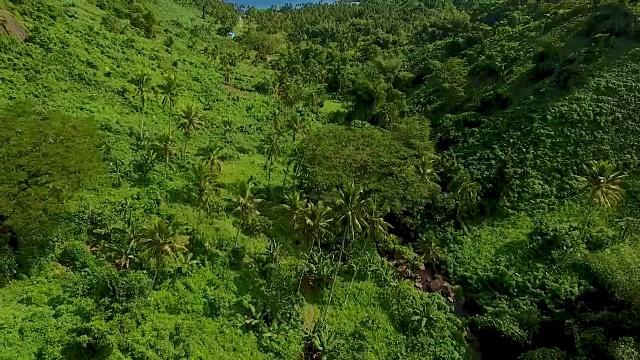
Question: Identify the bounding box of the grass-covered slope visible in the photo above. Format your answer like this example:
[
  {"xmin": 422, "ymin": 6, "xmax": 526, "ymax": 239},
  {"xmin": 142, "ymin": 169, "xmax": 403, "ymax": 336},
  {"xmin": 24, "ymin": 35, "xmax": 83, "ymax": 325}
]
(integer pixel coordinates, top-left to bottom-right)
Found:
[{"xmin": 0, "ymin": 0, "xmax": 469, "ymax": 359}]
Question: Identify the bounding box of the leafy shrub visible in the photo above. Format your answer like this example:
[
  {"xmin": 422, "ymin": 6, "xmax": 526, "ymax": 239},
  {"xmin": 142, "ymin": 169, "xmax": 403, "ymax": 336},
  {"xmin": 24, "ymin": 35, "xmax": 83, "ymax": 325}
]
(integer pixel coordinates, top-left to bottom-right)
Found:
[
  {"xmin": 609, "ymin": 337, "xmax": 640, "ymax": 360},
  {"xmin": 519, "ymin": 347, "xmax": 566, "ymax": 360},
  {"xmin": 299, "ymin": 124, "xmax": 437, "ymax": 212}
]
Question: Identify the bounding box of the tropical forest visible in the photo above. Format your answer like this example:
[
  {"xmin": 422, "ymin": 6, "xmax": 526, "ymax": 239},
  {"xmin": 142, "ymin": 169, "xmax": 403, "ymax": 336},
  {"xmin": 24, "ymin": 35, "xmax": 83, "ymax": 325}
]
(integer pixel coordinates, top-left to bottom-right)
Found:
[{"xmin": 0, "ymin": 0, "xmax": 639, "ymax": 358}]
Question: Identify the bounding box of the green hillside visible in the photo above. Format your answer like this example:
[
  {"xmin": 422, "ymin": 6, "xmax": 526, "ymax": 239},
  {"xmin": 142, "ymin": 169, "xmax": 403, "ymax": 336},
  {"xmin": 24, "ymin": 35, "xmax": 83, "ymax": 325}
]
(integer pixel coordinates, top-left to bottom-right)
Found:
[{"xmin": 0, "ymin": 0, "xmax": 638, "ymax": 359}]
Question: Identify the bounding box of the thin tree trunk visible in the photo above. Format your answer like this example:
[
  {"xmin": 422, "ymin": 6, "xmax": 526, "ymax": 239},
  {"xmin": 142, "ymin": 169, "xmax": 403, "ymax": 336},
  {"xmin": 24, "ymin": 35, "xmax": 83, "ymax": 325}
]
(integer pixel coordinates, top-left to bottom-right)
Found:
[
  {"xmin": 581, "ymin": 203, "xmax": 594, "ymax": 242},
  {"xmin": 235, "ymin": 226, "xmax": 241, "ymax": 248},
  {"xmin": 343, "ymin": 266, "xmax": 358, "ymax": 305},
  {"xmin": 183, "ymin": 140, "xmax": 188, "ymax": 160},
  {"xmin": 322, "ymin": 234, "xmax": 346, "ymax": 324},
  {"xmin": 298, "ymin": 236, "xmax": 317, "ymax": 292},
  {"xmin": 283, "ymin": 161, "xmax": 291, "ymax": 188},
  {"xmin": 153, "ymin": 261, "xmax": 161, "ymax": 288},
  {"xmin": 164, "ymin": 155, "xmax": 168, "ymax": 180}
]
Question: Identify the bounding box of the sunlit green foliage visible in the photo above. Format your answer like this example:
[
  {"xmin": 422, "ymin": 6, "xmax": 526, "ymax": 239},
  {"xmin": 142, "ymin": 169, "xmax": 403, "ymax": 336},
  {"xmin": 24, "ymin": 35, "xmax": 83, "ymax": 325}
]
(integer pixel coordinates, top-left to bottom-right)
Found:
[{"xmin": 0, "ymin": 0, "xmax": 639, "ymax": 358}]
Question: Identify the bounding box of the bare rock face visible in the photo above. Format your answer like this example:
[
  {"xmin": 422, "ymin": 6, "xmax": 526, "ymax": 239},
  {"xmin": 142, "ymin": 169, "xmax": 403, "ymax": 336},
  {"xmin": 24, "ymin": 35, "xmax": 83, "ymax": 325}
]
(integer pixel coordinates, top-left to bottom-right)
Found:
[{"xmin": 0, "ymin": 10, "xmax": 27, "ymax": 41}]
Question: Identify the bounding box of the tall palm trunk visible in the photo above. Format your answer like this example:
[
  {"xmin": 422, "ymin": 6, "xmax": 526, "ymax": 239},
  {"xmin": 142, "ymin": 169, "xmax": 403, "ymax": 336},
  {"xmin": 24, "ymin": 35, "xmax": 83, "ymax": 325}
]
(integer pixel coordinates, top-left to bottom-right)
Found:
[
  {"xmin": 581, "ymin": 203, "xmax": 595, "ymax": 242},
  {"xmin": 322, "ymin": 233, "xmax": 347, "ymax": 324},
  {"xmin": 297, "ymin": 235, "xmax": 318, "ymax": 292},
  {"xmin": 344, "ymin": 266, "xmax": 358, "ymax": 306},
  {"xmin": 283, "ymin": 161, "xmax": 290, "ymax": 188},
  {"xmin": 183, "ymin": 139, "xmax": 189, "ymax": 160},
  {"xmin": 235, "ymin": 226, "xmax": 241, "ymax": 248},
  {"xmin": 153, "ymin": 259, "xmax": 163, "ymax": 288}
]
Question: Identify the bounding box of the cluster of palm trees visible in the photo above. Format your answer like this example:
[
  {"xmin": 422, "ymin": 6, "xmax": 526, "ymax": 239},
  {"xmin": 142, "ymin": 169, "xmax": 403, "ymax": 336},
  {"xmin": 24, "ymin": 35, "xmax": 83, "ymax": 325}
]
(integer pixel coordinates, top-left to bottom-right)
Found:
[
  {"xmin": 130, "ymin": 71, "xmax": 181, "ymax": 113},
  {"xmin": 260, "ymin": 106, "xmax": 308, "ymax": 196},
  {"xmin": 280, "ymin": 183, "xmax": 389, "ymax": 276},
  {"xmin": 105, "ymin": 214, "xmax": 189, "ymax": 286}
]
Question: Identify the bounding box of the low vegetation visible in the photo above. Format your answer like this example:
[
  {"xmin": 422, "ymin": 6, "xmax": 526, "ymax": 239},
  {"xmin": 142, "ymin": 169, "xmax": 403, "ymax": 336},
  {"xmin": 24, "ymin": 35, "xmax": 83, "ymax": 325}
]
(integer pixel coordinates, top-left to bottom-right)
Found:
[{"xmin": 0, "ymin": 0, "xmax": 638, "ymax": 359}]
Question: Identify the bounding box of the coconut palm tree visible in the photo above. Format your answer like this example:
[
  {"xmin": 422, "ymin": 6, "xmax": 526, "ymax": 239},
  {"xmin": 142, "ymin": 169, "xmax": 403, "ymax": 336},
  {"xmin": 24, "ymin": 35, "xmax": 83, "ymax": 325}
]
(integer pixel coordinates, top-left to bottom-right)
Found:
[
  {"xmin": 134, "ymin": 149, "xmax": 157, "ymax": 183},
  {"xmin": 334, "ymin": 182, "xmax": 368, "ymax": 249},
  {"xmin": 201, "ymin": 43, "xmax": 219, "ymax": 64},
  {"xmin": 107, "ymin": 239, "xmax": 137, "ymax": 270},
  {"xmin": 287, "ymin": 111, "xmax": 306, "ymax": 143},
  {"xmin": 112, "ymin": 157, "xmax": 127, "ymax": 187},
  {"xmin": 140, "ymin": 218, "xmax": 189, "ymax": 285},
  {"xmin": 323, "ymin": 182, "xmax": 367, "ymax": 323},
  {"xmin": 130, "ymin": 70, "xmax": 152, "ymax": 112},
  {"xmin": 196, "ymin": 144, "xmax": 224, "ymax": 174},
  {"xmin": 262, "ymin": 131, "xmax": 282, "ymax": 190},
  {"xmin": 158, "ymin": 73, "xmax": 180, "ymax": 109},
  {"xmin": 576, "ymin": 160, "xmax": 627, "ymax": 209},
  {"xmin": 153, "ymin": 130, "xmax": 177, "ymax": 178},
  {"xmin": 178, "ymin": 104, "xmax": 205, "ymax": 156},
  {"xmin": 364, "ymin": 197, "xmax": 392, "ymax": 246},
  {"xmin": 222, "ymin": 118, "xmax": 234, "ymax": 143},
  {"xmin": 300, "ymin": 200, "xmax": 333, "ymax": 255},
  {"xmin": 448, "ymin": 172, "xmax": 480, "ymax": 218},
  {"xmin": 415, "ymin": 154, "xmax": 439, "ymax": 183},
  {"xmin": 283, "ymin": 142, "xmax": 303, "ymax": 188},
  {"xmin": 232, "ymin": 178, "xmax": 263, "ymax": 248},
  {"xmin": 221, "ymin": 51, "xmax": 237, "ymax": 85},
  {"xmin": 281, "ymin": 189, "xmax": 307, "ymax": 233},
  {"xmin": 575, "ymin": 160, "xmax": 627, "ymax": 239},
  {"xmin": 297, "ymin": 200, "xmax": 333, "ymax": 292},
  {"xmin": 189, "ymin": 162, "xmax": 220, "ymax": 221}
]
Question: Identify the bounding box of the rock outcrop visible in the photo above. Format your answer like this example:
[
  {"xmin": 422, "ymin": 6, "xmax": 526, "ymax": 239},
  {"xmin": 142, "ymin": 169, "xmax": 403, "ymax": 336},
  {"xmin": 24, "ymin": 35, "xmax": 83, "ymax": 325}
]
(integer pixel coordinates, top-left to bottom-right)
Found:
[{"xmin": 0, "ymin": 10, "xmax": 27, "ymax": 41}]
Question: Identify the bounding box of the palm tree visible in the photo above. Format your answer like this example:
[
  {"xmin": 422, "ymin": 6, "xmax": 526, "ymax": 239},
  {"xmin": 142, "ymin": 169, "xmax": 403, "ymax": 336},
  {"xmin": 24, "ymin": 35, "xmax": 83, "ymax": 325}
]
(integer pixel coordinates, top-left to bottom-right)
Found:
[
  {"xmin": 107, "ymin": 239, "xmax": 137, "ymax": 270},
  {"xmin": 108, "ymin": 203, "xmax": 143, "ymax": 269},
  {"xmin": 140, "ymin": 218, "xmax": 189, "ymax": 285},
  {"xmin": 189, "ymin": 162, "xmax": 219, "ymax": 221},
  {"xmin": 153, "ymin": 130, "xmax": 177, "ymax": 178},
  {"xmin": 178, "ymin": 104, "xmax": 205, "ymax": 157},
  {"xmin": 112, "ymin": 157, "xmax": 127, "ymax": 187},
  {"xmin": 134, "ymin": 149, "xmax": 157, "ymax": 182},
  {"xmin": 364, "ymin": 197, "xmax": 392, "ymax": 247},
  {"xmin": 201, "ymin": 43, "xmax": 219, "ymax": 64},
  {"xmin": 297, "ymin": 200, "xmax": 333, "ymax": 292},
  {"xmin": 415, "ymin": 154, "xmax": 439, "ymax": 183},
  {"xmin": 232, "ymin": 178, "xmax": 263, "ymax": 248},
  {"xmin": 281, "ymin": 189, "xmax": 307, "ymax": 233},
  {"xmin": 221, "ymin": 51, "xmax": 237, "ymax": 85},
  {"xmin": 323, "ymin": 182, "xmax": 367, "ymax": 323},
  {"xmin": 283, "ymin": 142, "xmax": 303, "ymax": 188},
  {"xmin": 576, "ymin": 160, "xmax": 627, "ymax": 208},
  {"xmin": 130, "ymin": 70, "xmax": 152, "ymax": 112},
  {"xmin": 300, "ymin": 200, "xmax": 333, "ymax": 255},
  {"xmin": 334, "ymin": 182, "xmax": 368, "ymax": 249},
  {"xmin": 287, "ymin": 111, "xmax": 306, "ymax": 143},
  {"xmin": 158, "ymin": 73, "xmax": 180, "ymax": 109},
  {"xmin": 448, "ymin": 172, "xmax": 480, "ymax": 218},
  {"xmin": 575, "ymin": 160, "xmax": 627, "ymax": 239},
  {"xmin": 175, "ymin": 252, "xmax": 200, "ymax": 276},
  {"xmin": 262, "ymin": 131, "xmax": 282, "ymax": 190},
  {"xmin": 271, "ymin": 109, "xmax": 284, "ymax": 134},
  {"xmin": 196, "ymin": 144, "xmax": 224, "ymax": 174}
]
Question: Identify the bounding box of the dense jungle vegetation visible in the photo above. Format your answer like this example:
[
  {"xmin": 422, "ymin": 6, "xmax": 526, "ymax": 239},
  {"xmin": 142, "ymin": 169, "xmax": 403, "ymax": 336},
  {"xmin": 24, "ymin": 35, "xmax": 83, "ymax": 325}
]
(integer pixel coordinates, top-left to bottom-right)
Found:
[{"xmin": 0, "ymin": 0, "xmax": 639, "ymax": 358}]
